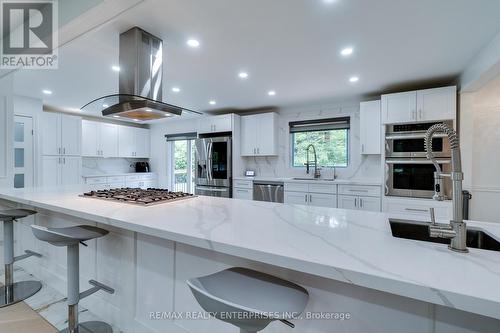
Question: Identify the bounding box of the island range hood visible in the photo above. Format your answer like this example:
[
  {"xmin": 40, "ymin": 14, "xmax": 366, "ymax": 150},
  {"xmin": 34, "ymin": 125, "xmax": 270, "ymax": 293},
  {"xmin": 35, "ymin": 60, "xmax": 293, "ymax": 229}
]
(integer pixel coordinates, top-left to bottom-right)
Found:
[{"xmin": 81, "ymin": 27, "xmax": 199, "ymax": 121}]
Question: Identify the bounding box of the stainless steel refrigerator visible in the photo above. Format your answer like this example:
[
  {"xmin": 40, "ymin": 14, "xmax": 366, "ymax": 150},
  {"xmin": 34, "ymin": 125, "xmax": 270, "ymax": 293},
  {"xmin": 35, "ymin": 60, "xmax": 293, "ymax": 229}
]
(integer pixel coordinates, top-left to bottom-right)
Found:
[{"xmin": 194, "ymin": 136, "xmax": 232, "ymax": 198}]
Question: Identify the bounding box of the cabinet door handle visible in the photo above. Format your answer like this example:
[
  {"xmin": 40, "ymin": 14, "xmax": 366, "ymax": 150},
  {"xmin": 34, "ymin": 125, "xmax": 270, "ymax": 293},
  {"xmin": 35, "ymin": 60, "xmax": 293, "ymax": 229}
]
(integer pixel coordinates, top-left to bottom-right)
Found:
[
  {"xmin": 63, "ymin": 147, "xmax": 66, "ymax": 155},
  {"xmin": 405, "ymin": 208, "xmax": 428, "ymax": 213},
  {"xmin": 63, "ymin": 158, "xmax": 66, "ymax": 164},
  {"xmin": 419, "ymin": 109, "xmax": 423, "ymax": 119},
  {"xmin": 361, "ymin": 144, "xmax": 364, "ymax": 153},
  {"xmin": 360, "ymin": 198, "xmax": 363, "ymax": 208},
  {"xmin": 305, "ymin": 194, "xmax": 308, "ymax": 203},
  {"xmin": 309, "ymin": 194, "xmax": 312, "ymax": 203},
  {"xmin": 257, "ymin": 147, "xmax": 260, "ymax": 154},
  {"xmin": 355, "ymin": 198, "xmax": 357, "ymax": 208},
  {"xmin": 58, "ymin": 147, "xmax": 61, "ymax": 154}
]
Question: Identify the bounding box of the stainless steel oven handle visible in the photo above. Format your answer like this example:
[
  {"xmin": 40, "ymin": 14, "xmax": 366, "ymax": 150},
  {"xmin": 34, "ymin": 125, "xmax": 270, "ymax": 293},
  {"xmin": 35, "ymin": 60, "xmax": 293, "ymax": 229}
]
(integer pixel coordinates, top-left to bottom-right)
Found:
[
  {"xmin": 385, "ymin": 133, "xmax": 447, "ymax": 140},
  {"xmin": 385, "ymin": 159, "xmax": 451, "ymax": 164}
]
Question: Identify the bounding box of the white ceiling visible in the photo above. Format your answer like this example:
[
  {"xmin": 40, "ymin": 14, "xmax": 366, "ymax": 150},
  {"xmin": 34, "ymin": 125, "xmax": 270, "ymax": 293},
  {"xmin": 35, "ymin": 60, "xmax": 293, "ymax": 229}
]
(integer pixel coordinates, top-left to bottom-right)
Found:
[{"xmin": 10, "ymin": 0, "xmax": 500, "ymax": 118}]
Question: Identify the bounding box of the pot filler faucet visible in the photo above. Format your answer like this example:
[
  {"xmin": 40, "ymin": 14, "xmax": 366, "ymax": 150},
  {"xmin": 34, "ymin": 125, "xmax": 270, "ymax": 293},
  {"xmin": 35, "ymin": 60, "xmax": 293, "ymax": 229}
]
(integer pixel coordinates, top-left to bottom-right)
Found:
[
  {"xmin": 305, "ymin": 144, "xmax": 321, "ymax": 178},
  {"xmin": 425, "ymin": 123, "xmax": 468, "ymax": 253}
]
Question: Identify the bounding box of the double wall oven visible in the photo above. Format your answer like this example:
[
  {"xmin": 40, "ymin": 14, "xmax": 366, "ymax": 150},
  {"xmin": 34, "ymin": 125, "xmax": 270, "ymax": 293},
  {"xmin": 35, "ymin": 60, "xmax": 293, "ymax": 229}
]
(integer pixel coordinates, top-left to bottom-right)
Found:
[
  {"xmin": 385, "ymin": 121, "xmax": 453, "ymax": 199},
  {"xmin": 194, "ymin": 136, "xmax": 232, "ymax": 198}
]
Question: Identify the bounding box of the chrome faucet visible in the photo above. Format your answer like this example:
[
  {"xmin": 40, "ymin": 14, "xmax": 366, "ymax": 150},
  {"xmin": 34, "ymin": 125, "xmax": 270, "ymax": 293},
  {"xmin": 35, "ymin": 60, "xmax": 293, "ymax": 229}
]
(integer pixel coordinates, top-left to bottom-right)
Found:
[
  {"xmin": 305, "ymin": 144, "xmax": 321, "ymax": 179},
  {"xmin": 425, "ymin": 123, "xmax": 468, "ymax": 253}
]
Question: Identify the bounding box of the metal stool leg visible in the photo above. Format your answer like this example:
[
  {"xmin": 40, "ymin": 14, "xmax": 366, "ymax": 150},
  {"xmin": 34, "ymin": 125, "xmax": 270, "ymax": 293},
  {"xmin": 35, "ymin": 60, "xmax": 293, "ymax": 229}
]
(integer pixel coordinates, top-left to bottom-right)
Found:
[
  {"xmin": 59, "ymin": 244, "xmax": 113, "ymax": 333},
  {"xmin": 0, "ymin": 219, "xmax": 42, "ymax": 307}
]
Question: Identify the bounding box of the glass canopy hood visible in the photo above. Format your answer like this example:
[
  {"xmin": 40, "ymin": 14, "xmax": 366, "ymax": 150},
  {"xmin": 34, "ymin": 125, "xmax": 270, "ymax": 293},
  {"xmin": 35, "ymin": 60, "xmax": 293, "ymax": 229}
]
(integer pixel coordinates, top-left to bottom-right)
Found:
[{"xmin": 80, "ymin": 27, "xmax": 200, "ymax": 122}]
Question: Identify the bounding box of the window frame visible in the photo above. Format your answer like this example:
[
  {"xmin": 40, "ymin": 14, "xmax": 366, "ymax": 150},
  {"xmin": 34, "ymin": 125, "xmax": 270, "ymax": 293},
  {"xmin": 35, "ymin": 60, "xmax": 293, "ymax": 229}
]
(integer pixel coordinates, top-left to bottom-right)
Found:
[{"xmin": 289, "ymin": 118, "xmax": 350, "ymax": 169}]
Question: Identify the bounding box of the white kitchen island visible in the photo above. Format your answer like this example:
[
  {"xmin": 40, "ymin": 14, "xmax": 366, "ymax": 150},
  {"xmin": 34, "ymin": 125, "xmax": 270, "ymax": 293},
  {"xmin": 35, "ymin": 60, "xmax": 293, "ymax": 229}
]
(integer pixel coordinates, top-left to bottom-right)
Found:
[{"xmin": 0, "ymin": 186, "xmax": 499, "ymax": 333}]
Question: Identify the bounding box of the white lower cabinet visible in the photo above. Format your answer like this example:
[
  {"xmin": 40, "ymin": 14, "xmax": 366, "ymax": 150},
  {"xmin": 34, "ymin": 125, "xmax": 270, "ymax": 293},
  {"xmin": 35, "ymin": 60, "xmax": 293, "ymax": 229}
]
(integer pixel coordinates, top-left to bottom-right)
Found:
[
  {"xmin": 233, "ymin": 179, "xmax": 253, "ymax": 200},
  {"xmin": 84, "ymin": 174, "xmax": 157, "ymax": 190},
  {"xmin": 41, "ymin": 156, "xmax": 82, "ymax": 187},
  {"xmin": 309, "ymin": 193, "xmax": 337, "ymax": 208},
  {"xmin": 337, "ymin": 185, "xmax": 382, "ymax": 212},
  {"xmin": 338, "ymin": 195, "xmax": 357, "ymax": 210},
  {"xmin": 284, "ymin": 182, "xmax": 337, "ymax": 208}
]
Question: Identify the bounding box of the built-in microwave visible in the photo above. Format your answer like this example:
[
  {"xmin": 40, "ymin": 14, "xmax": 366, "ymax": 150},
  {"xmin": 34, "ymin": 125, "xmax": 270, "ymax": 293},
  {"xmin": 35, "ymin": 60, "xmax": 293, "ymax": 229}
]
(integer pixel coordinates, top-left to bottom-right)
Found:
[
  {"xmin": 385, "ymin": 158, "xmax": 452, "ymax": 199},
  {"xmin": 385, "ymin": 121, "xmax": 452, "ymax": 158}
]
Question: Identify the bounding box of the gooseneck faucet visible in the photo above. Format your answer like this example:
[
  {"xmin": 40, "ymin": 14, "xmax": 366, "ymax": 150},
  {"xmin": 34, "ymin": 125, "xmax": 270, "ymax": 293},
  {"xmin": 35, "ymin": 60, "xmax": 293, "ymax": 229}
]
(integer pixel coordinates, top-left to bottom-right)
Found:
[
  {"xmin": 424, "ymin": 123, "xmax": 468, "ymax": 253},
  {"xmin": 305, "ymin": 144, "xmax": 321, "ymax": 178}
]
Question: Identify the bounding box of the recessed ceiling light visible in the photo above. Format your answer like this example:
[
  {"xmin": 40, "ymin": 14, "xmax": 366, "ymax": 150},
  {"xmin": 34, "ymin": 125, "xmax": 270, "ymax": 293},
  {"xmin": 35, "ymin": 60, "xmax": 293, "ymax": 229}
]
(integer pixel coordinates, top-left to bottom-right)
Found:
[
  {"xmin": 187, "ymin": 39, "xmax": 200, "ymax": 48},
  {"xmin": 238, "ymin": 72, "xmax": 249, "ymax": 79},
  {"xmin": 209, "ymin": 100, "xmax": 216, "ymax": 105},
  {"xmin": 172, "ymin": 87, "xmax": 181, "ymax": 93},
  {"xmin": 102, "ymin": 104, "xmax": 109, "ymax": 108},
  {"xmin": 42, "ymin": 89, "xmax": 52, "ymax": 95},
  {"xmin": 323, "ymin": 0, "xmax": 337, "ymax": 3},
  {"xmin": 268, "ymin": 90, "xmax": 276, "ymax": 96},
  {"xmin": 341, "ymin": 47, "xmax": 353, "ymax": 56},
  {"xmin": 111, "ymin": 65, "xmax": 120, "ymax": 72},
  {"xmin": 349, "ymin": 76, "xmax": 359, "ymax": 83}
]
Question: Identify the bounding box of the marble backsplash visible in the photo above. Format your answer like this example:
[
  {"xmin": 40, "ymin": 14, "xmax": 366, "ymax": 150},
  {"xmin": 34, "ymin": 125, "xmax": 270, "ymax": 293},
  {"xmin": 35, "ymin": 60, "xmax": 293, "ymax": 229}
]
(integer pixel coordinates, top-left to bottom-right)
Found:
[
  {"xmin": 82, "ymin": 157, "xmax": 149, "ymax": 176},
  {"xmin": 241, "ymin": 103, "xmax": 382, "ymax": 181}
]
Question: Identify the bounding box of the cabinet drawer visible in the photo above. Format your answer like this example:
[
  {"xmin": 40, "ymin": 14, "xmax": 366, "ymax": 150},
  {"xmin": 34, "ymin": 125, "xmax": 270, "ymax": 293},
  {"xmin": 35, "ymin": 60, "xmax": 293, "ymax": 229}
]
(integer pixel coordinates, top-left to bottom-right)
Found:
[
  {"xmin": 234, "ymin": 179, "xmax": 253, "ymax": 189},
  {"xmin": 384, "ymin": 199, "xmax": 451, "ymax": 220},
  {"xmin": 138, "ymin": 174, "xmax": 156, "ymax": 181},
  {"xmin": 339, "ymin": 185, "xmax": 380, "ymax": 197},
  {"xmin": 107, "ymin": 176, "xmax": 125, "ymax": 183},
  {"xmin": 308, "ymin": 183, "xmax": 337, "ymax": 194},
  {"xmin": 126, "ymin": 175, "xmax": 141, "ymax": 182},
  {"xmin": 108, "ymin": 182, "xmax": 126, "ymax": 189},
  {"xmin": 233, "ymin": 188, "xmax": 253, "ymax": 200},
  {"xmin": 85, "ymin": 177, "xmax": 107, "ymax": 185},
  {"xmin": 284, "ymin": 182, "xmax": 308, "ymax": 192}
]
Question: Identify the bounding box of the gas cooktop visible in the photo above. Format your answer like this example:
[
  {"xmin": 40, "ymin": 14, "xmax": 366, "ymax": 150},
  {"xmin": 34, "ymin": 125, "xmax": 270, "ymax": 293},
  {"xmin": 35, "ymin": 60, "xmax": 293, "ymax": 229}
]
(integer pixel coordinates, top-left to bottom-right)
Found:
[{"xmin": 81, "ymin": 188, "xmax": 195, "ymax": 206}]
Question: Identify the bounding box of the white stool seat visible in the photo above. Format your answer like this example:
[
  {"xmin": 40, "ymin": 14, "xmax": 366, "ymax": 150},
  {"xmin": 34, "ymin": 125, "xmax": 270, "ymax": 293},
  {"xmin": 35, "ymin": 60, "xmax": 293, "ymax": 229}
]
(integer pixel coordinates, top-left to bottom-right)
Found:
[
  {"xmin": 31, "ymin": 225, "xmax": 109, "ymax": 246},
  {"xmin": 187, "ymin": 267, "xmax": 309, "ymax": 332}
]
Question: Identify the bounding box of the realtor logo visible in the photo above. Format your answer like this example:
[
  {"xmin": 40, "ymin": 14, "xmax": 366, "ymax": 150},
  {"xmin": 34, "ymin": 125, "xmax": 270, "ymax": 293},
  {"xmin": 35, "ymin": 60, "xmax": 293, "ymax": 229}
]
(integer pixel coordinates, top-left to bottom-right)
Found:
[{"xmin": 1, "ymin": 0, "xmax": 58, "ymax": 69}]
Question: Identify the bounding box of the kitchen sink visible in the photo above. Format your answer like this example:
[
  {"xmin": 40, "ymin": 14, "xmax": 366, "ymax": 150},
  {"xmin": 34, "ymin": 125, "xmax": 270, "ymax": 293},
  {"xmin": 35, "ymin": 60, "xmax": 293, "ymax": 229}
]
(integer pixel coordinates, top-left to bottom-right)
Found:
[
  {"xmin": 389, "ymin": 219, "xmax": 500, "ymax": 252},
  {"xmin": 292, "ymin": 177, "xmax": 336, "ymax": 181}
]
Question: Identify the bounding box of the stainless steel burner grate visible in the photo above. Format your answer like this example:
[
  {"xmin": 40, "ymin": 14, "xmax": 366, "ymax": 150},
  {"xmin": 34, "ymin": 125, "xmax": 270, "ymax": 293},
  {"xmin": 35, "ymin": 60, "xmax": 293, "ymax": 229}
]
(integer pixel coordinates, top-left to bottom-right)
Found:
[{"xmin": 80, "ymin": 188, "xmax": 195, "ymax": 205}]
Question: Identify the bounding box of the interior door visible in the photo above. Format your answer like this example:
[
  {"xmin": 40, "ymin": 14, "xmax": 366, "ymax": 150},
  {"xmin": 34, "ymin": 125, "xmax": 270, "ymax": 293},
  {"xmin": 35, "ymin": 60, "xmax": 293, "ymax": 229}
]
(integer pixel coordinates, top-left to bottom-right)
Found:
[
  {"xmin": 61, "ymin": 114, "xmax": 81, "ymax": 155},
  {"xmin": 13, "ymin": 116, "xmax": 34, "ymax": 188}
]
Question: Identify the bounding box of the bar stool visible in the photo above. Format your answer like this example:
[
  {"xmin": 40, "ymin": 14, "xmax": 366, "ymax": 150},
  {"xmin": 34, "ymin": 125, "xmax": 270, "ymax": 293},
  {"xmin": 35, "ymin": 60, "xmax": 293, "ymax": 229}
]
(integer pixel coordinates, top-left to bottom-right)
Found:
[
  {"xmin": 0, "ymin": 209, "xmax": 42, "ymax": 307},
  {"xmin": 31, "ymin": 224, "xmax": 115, "ymax": 333},
  {"xmin": 187, "ymin": 267, "xmax": 309, "ymax": 333}
]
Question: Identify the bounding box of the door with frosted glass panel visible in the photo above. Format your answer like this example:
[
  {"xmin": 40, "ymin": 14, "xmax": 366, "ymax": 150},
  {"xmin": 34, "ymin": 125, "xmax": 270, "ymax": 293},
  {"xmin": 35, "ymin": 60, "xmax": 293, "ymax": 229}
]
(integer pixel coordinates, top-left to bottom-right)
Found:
[{"xmin": 13, "ymin": 116, "xmax": 34, "ymax": 188}]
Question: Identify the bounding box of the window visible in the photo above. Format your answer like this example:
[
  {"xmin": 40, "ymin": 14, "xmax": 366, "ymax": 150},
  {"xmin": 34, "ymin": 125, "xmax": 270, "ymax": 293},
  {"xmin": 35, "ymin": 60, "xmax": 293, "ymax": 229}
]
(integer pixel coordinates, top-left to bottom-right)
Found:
[
  {"xmin": 166, "ymin": 133, "xmax": 197, "ymax": 194},
  {"xmin": 290, "ymin": 117, "xmax": 349, "ymax": 168}
]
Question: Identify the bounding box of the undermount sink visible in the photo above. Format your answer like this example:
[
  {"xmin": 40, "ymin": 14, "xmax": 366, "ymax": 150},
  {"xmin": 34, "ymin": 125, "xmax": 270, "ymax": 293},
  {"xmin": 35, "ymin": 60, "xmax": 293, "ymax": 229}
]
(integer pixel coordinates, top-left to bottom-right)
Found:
[
  {"xmin": 292, "ymin": 178, "xmax": 336, "ymax": 181},
  {"xmin": 389, "ymin": 219, "xmax": 500, "ymax": 252}
]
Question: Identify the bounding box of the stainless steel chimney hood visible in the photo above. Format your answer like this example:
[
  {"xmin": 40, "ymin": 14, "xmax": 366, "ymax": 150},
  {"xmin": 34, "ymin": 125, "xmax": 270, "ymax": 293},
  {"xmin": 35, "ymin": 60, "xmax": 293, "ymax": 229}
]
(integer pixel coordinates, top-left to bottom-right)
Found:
[{"xmin": 81, "ymin": 27, "xmax": 199, "ymax": 121}]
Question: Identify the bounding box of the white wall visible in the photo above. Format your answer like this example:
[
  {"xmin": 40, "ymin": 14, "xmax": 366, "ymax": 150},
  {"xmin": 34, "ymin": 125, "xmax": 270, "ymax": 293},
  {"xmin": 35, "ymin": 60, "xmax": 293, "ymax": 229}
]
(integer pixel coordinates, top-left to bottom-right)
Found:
[
  {"xmin": 460, "ymin": 73, "xmax": 500, "ymax": 222},
  {"xmin": 242, "ymin": 103, "xmax": 381, "ymax": 180}
]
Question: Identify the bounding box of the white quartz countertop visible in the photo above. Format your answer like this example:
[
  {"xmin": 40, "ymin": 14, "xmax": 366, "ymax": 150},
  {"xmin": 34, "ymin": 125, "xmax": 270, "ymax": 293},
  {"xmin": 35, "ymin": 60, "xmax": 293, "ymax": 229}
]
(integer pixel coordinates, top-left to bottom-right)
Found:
[
  {"xmin": 1, "ymin": 186, "xmax": 499, "ymax": 320},
  {"xmin": 234, "ymin": 176, "xmax": 382, "ymax": 186}
]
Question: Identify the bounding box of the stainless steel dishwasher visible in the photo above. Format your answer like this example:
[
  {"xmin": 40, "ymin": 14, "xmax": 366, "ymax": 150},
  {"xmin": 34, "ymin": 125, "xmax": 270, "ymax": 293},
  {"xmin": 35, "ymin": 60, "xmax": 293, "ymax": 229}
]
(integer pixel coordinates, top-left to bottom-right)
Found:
[{"xmin": 253, "ymin": 181, "xmax": 284, "ymax": 203}]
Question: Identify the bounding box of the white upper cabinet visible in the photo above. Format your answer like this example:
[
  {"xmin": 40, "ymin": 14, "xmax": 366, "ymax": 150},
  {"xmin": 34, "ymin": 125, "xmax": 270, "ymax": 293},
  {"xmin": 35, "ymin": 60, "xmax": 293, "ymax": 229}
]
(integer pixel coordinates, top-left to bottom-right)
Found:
[
  {"xmin": 82, "ymin": 120, "xmax": 119, "ymax": 157},
  {"xmin": 381, "ymin": 91, "xmax": 417, "ymax": 124},
  {"xmin": 99, "ymin": 123, "xmax": 119, "ymax": 157},
  {"xmin": 360, "ymin": 100, "xmax": 381, "ymax": 155},
  {"xmin": 241, "ymin": 112, "xmax": 278, "ymax": 156},
  {"xmin": 198, "ymin": 114, "xmax": 233, "ymax": 134},
  {"xmin": 118, "ymin": 125, "xmax": 150, "ymax": 158},
  {"xmin": 40, "ymin": 156, "xmax": 82, "ymax": 187},
  {"xmin": 381, "ymin": 86, "xmax": 456, "ymax": 124},
  {"xmin": 41, "ymin": 112, "xmax": 81, "ymax": 156},
  {"xmin": 135, "ymin": 127, "xmax": 150, "ymax": 158},
  {"xmin": 416, "ymin": 86, "xmax": 456, "ymax": 122}
]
